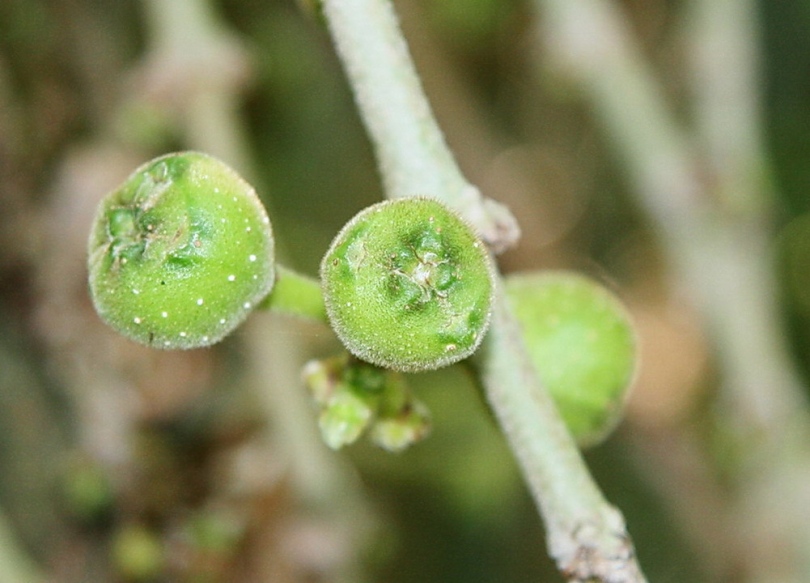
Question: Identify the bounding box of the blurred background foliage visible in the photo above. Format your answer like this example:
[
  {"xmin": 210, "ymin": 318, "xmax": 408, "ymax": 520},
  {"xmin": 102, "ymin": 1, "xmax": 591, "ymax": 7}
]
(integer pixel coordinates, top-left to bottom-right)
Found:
[{"xmin": 0, "ymin": 0, "xmax": 808, "ymax": 581}]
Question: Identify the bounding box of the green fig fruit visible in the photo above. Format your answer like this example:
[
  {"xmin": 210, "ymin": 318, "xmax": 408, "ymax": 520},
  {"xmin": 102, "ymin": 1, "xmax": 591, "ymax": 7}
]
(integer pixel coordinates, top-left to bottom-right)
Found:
[
  {"xmin": 87, "ymin": 152, "xmax": 275, "ymax": 349},
  {"xmin": 506, "ymin": 272, "xmax": 637, "ymax": 446},
  {"xmin": 321, "ymin": 198, "xmax": 494, "ymax": 372}
]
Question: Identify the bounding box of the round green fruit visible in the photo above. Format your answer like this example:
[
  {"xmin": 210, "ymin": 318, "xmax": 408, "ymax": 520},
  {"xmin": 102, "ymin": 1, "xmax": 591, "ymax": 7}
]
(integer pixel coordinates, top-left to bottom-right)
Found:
[
  {"xmin": 321, "ymin": 198, "xmax": 495, "ymax": 372},
  {"xmin": 87, "ymin": 152, "xmax": 275, "ymax": 349},
  {"xmin": 505, "ymin": 272, "xmax": 637, "ymax": 446}
]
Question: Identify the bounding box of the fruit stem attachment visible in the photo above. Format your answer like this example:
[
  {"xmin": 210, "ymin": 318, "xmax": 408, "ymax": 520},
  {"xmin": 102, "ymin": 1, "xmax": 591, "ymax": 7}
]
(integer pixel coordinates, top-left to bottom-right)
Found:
[{"xmin": 260, "ymin": 266, "xmax": 327, "ymax": 324}]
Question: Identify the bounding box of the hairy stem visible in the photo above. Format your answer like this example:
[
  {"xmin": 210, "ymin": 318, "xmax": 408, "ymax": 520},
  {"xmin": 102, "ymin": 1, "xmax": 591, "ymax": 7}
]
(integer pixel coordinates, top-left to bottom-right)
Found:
[
  {"xmin": 320, "ymin": 0, "xmax": 647, "ymax": 580},
  {"xmin": 478, "ymin": 292, "xmax": 644, "ymax": 581},
  {"xmin": 320, "ymin": 0, "xmax": 518, "ymax": 252}
]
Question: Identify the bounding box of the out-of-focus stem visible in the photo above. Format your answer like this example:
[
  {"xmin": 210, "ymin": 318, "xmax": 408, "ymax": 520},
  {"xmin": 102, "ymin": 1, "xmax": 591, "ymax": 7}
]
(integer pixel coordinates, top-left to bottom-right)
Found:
[
  {"xmin": 534, "ymin": 0, "xmax": 808, "ymax": 429},
  {"xmin": 686, "ymin": 0, "xmax": 766, "ymax": 216},
  {"xmin": 538, "ymin": 0, "xmax": 704, "ymax": 249},
  {"xmin": 140, "ymin": 0, "xmax": 254, "ymax": 172},
  {"xmin": 0, "ymin": 508, "xmax": 43, "ymax": 583},
  {"xmin": 534, "ymin": 0, "xmax": 810, "ymax": 580}
]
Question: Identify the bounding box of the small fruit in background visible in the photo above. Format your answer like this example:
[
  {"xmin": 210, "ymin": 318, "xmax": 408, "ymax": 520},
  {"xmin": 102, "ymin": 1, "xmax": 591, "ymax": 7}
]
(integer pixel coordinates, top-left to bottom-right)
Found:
[{"xmin": 506, "ymin": 272, "xmax": 637, "ymax": 446}]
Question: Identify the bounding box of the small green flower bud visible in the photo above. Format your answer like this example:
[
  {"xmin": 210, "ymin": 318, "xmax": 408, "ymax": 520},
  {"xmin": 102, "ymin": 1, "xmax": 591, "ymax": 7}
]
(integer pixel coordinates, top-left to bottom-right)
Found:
[
  {"xmin": 320, "ymin": 198, "xmax": 495, "ymax": 372},
  {"xmin": 318, "ymin": 389, "xmax": 376, "ymax": 450},
  {"xmin": 87, "ymin": 152, "xmax": 275, "ymax": 349},
  {"xmin": 506, "ymin": 272, "xmax": 637, "ymax": 446},
  {"xmin": 303, "ymin": 356, "xmax": 432, "ymax": 451},
  {"xmin": 370, "ymin": 400, "xmax": 431, "ymax": 453}
]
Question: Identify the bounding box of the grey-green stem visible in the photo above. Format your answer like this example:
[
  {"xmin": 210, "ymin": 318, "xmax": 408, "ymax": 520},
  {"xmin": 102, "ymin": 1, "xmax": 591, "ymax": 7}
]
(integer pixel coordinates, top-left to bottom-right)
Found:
[
  {"xmin": 320, "ymin": 0, "xmax": 647, "ymax": 580},
  {"xmin": 478, "ymin": 292, "xmax": 644, "ymax": 580},
  {"xmin": 320, "ymin": 0, "xmax": 518, "ymax": 254}
]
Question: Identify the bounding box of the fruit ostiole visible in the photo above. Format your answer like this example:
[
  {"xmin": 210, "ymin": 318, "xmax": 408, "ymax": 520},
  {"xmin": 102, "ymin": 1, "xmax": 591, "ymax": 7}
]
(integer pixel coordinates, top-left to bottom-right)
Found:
[
  {"xmin": 88, "ymin": 151, "xmax": 277, "ymax": 349},
  {"xmin": 319, "ymin": 197, "xmax": 495, "ymax": 373}
]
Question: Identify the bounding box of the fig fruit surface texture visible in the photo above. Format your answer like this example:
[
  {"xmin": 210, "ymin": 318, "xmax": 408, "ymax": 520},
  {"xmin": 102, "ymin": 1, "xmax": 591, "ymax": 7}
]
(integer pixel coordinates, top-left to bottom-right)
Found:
[
  {"xmin": 88, "ymin": 152, "xmax": 275, "ymax": 349},
  {"xmin": 506, "ymin": 272, "xmax": 637, "ymax": 446},
  {"xmin": 321, "ymin": 198, "xmax": 494, "ymax": 372}
]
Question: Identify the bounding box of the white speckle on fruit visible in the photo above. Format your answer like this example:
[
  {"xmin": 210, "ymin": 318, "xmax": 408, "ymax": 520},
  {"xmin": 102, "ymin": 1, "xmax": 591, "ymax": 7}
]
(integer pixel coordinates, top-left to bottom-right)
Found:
[
  {"xmin": 161, "ymin": 311, "xmax": 168, "ymax": 318},
  {"xmin": 180, "ymin": 332, "xmax": 187, "ymax": 338},
  {"xmin": 164, "ymin": 340, "xmax": 171, "ymax": 347},
  {"xmin": 228, "ymin": 274, "xmax": 236, "ymax": 282},
  {"xmin": 246, "ymin": 227, "xmax": 252, "ymax": 233},
  {"xmin": 445, "ymin": 343, "xmax": 457, "ymax": 352},
  {"xmin": 133, "ymin": 317, "xmax": 142, "ymax": 324},
  {"xmin": 232, "ymin": 196, "xmax": 237, "ymax": 202},
  {"xmin": 202, "ymin": 336, "xmax": 209, "ymax": 343},
  {"xmin": 219, "ymin": 318, "xmax": 226, "ymax": 324},
  {"xmin": 132, "ymin": 289, "xmax": 139, "ymax": 295},
  {"xmin": 252, "ymin": 274, "xmax": 258, "ymax": 280},
  {"xmin": 197, "ymin": 298, "xmax": 204, "ymax": 306},
  {"xmin": 249, "ymin": 254, "xmax": 256, "ymax": 262},
  {"xmin": 221, "ymin": 218, "xmax": 226, "ymax": 224},
  {"xmin": 243, "ymin": 302, "xmax": 251, "ymax": 309},
  {"xmin": 263, "ymin": 216, "xmax": 269, "ymax": 224}
]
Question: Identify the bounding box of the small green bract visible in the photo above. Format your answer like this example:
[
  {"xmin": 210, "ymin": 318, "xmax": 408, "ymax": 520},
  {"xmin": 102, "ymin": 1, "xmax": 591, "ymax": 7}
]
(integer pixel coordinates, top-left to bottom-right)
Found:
[
  {"xmin": 506, "ymin": 272, "xmax": 637, "ymax": 446},
  {"xmin": 87, "ymin": 151, "xmax": 275, "ymax": 349},
  {"xmin": 321, "ymin": 198, "xmax": 494, "ymax": 372}
]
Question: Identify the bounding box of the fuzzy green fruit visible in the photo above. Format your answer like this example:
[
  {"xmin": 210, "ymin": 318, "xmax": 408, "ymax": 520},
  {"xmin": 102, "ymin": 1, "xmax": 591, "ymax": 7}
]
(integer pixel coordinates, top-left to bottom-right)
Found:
[
  {"xmin": 321, "ymin": 198, "xmax": 495, "ymax": 372},
  {"xmin": 87, "ymin": 152, "xmax": 275, "ymax": 349},
  {"xmin": 506, "ymin": 272, "xmax": 637, "ymax": 446}
]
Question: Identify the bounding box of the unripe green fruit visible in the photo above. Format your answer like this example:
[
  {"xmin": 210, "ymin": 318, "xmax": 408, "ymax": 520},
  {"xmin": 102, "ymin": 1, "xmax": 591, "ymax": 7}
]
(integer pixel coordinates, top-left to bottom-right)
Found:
[
  {"xmin": 321, "ymin": 198, "xmax": 495, "ymax": 372},
  {"xmin": 505, "ymin": 272, "xmax": 637, "ymax": 446},
  {"xmin": 87, "ymin": 152, "xmax": 275, "ymax": 349}
]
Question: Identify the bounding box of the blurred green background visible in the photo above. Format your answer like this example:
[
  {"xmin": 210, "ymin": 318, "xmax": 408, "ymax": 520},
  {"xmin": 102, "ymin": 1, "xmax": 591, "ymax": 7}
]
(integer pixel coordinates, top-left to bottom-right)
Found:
[{"xmin": 0, "ymin": 0, "xmax": 808, "ymax": 581}]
